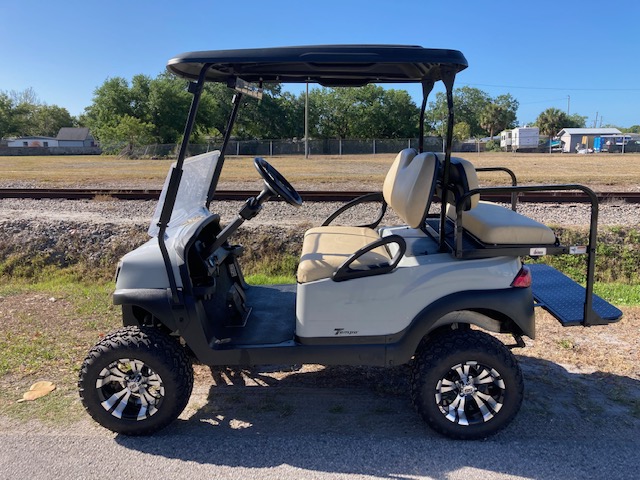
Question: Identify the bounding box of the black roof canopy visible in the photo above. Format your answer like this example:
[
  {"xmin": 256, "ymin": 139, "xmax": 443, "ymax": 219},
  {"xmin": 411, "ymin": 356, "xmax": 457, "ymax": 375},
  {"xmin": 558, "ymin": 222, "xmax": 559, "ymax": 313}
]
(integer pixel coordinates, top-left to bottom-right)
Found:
[{"xmin": 167, "ymin": 45, "xmax": 467, "ymax": 87}]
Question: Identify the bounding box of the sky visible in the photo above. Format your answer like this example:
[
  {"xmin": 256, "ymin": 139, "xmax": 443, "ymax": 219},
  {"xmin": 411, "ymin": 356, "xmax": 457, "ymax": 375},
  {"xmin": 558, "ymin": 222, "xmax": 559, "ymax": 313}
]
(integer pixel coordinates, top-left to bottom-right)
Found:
[{"xmin": 1, "ymin": 0, "xmax": 639, "ymax": 128}]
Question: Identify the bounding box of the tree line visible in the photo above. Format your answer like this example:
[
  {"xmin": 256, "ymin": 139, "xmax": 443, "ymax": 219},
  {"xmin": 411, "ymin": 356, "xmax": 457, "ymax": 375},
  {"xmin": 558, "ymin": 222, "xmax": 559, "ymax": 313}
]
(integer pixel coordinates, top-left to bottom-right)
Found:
[
  {"xmin": 80, "ymin": 76, "xmax": 524, "ymax": 147},
  {"xmin": 2, "ymin": 74, "xmax": 639, "ymax": 149},
  {"xmin": 0, "ymin": 88, "xmax": 76, "ymax": 138}
]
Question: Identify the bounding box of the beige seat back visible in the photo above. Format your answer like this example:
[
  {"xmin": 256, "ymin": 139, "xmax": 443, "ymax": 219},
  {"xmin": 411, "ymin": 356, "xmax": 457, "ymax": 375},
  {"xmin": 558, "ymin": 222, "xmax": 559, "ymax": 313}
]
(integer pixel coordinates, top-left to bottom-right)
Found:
[
  {"xmin": 382, "ymin": 149, "xmax": 439, "ymax": 228},
  {"xmin": 435, "ymin": 153, "xmax": 480, "ymax": 210}
]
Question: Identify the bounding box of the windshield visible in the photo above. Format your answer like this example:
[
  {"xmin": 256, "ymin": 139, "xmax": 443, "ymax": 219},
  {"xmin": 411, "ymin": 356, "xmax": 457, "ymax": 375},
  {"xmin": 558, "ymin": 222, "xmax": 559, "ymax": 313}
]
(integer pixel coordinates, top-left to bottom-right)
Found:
[{"xmin": 148, "ymin": 150, "xmax": 219, "ymax": 237}]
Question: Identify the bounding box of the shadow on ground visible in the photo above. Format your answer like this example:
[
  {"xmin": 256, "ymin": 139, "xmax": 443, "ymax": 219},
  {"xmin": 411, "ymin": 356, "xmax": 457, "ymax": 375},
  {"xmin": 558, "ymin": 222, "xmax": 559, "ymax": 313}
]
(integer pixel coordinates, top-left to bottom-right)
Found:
[{"xmin": 116, "ymin": 357, "xmax": 639, "ymax": 479}]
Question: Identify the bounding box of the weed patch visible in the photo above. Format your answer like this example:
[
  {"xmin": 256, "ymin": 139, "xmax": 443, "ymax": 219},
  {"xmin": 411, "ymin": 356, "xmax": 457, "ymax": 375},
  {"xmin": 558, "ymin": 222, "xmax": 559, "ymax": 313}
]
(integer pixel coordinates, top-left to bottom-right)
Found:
[
  {"xmin": 0, "ymin": 280, "xmax": 119, "ymax": 422},
  {"xmin": 533, "ymin": 226, "xmax": 640, "ymax": 288}
]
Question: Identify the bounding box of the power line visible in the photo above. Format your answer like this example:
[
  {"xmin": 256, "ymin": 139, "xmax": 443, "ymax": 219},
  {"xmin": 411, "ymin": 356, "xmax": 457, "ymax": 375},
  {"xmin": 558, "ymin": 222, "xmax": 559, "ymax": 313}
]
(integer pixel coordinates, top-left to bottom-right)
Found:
[
  {"xmin": 460, "ymin": 83, "xmax": 640, "ymax": 92},
  {"xmin": 518, "ymin": 97, "xmax": 568, "ymax": 105}
]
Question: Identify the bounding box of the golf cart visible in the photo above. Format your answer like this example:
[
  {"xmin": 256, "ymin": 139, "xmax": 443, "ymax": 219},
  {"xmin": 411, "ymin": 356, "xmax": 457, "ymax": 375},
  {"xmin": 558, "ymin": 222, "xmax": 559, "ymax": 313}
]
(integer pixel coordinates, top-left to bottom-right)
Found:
[{"xmin": 78, "ymin": 45, "xmax": 622, "ymax": 440}]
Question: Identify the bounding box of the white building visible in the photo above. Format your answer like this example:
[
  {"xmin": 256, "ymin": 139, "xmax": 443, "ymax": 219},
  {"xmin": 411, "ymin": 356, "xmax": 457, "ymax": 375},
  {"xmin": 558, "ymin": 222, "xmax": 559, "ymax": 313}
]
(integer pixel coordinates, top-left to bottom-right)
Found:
[{"xmin": 7, "ymin": 136, "xmax": 58, "ymax": 147}]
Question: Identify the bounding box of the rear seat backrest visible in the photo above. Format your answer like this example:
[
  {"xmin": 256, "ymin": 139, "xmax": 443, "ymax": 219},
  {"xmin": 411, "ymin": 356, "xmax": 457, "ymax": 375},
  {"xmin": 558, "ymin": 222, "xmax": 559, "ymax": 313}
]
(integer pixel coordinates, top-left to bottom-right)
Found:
[
  {"xmin": 436, "ymin": 154, "xmax": 480, "ymax": 211},
  {"xmin": 382, "ymin": 149, "xmax": 440, "ymax": 228}
]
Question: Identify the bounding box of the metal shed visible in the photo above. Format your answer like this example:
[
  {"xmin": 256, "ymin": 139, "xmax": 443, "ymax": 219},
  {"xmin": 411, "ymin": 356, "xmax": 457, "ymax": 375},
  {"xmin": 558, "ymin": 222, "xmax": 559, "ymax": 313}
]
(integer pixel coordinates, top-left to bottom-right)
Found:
[
  {"xmin": 56, "ymin": 127, "xmax": 96, "ymax": 147},
  {"xmin": 557, "ymin": 128, "xmax": 621, "ymax": 153}
]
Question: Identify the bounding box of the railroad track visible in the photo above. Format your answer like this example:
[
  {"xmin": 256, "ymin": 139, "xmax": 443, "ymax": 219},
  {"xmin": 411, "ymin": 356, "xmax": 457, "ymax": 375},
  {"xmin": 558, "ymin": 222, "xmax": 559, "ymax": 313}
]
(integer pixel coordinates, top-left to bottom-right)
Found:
[{"xmin": 1, "ymin": 188, "xmax": 639, "ymax": 203}]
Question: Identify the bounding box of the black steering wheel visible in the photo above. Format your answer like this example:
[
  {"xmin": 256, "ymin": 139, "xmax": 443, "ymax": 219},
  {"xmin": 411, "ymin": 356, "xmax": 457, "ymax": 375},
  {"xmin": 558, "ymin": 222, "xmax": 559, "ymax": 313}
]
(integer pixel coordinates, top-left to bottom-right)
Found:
[{"xmin": 254, "ymin": 157, "xmax": 303, "ymax": 207}]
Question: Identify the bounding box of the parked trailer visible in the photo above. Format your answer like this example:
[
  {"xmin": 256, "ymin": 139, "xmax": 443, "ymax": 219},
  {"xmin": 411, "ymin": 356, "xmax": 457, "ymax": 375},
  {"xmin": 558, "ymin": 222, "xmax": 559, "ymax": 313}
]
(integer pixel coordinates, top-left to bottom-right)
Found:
[{"xmin": 500, "ymin": 127, "xmax": 539, "ymax": 152}]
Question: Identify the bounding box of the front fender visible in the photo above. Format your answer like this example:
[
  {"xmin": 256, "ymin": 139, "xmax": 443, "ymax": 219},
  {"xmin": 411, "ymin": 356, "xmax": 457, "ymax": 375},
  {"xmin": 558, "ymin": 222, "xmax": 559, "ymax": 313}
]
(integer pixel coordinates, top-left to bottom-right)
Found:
[{"xmin": 114, "ymin": 288, "xmax": 186, "ymax": 333}]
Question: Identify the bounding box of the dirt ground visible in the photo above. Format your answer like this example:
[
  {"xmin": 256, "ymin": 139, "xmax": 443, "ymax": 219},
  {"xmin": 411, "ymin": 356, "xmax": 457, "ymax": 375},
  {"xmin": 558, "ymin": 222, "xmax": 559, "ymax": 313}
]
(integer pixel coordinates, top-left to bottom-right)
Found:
[{"xmin": 0, "ymin": 291, "xmax": 637, "ymax": 433}]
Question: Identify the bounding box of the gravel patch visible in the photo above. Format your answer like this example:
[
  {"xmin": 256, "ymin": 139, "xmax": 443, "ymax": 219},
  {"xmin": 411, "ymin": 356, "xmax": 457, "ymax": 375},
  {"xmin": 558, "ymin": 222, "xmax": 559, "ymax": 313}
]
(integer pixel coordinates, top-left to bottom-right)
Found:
[
  {"xmin": 0, "ymin": 197, "xmax": 638, "ymax": 229},
  {"xmin": 0, "ymin": 196, "xmax": 637, "ymax": 279}
]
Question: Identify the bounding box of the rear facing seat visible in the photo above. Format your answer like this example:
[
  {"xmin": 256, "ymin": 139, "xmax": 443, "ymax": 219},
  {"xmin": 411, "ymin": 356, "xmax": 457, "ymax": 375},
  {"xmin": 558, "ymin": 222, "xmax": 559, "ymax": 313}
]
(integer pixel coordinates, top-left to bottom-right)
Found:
[{"xmin": 439, "ymin": 156, "xmax": 556, "ymax": 245}]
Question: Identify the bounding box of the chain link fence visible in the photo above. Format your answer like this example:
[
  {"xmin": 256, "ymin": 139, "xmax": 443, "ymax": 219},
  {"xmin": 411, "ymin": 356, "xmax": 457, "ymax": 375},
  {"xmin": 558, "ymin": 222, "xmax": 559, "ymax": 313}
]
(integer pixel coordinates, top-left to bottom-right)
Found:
[{"xmin": 113, "ymin": 137, "xmax": 498, "ymax": 159}]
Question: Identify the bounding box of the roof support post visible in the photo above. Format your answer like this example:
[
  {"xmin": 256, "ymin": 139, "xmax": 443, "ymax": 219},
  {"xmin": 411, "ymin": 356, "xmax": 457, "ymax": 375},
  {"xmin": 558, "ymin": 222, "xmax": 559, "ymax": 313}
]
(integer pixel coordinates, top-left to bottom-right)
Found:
[
  {"xmin": 418, "ymin": 80, "xmax": 435, "ymax": 154},
  {"xmin": 207, "ymin": 91, "xmax": 243, "ymax": 207},
  {"xmin": 438, "ymin": 67, "xmax": 457, "ymax": 253},
  {"xmin": 157, "ymin": 64, "xmax": 211, "ymax": 304},
  {"xmin": 158, "ymin": 64, "xmax": 211, "ymax": 233}
]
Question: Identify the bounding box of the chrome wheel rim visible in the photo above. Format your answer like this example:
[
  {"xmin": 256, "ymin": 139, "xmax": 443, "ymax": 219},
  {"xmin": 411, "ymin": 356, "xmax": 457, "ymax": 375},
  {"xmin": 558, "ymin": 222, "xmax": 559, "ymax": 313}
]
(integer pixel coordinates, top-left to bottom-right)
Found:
[
  {"xmin": 96, "ymin": 358, "xmax": 165, "ymax": 421},
  {"xmin": 435, "ymin": 361, "xmax": 506, "ymax": 426}
]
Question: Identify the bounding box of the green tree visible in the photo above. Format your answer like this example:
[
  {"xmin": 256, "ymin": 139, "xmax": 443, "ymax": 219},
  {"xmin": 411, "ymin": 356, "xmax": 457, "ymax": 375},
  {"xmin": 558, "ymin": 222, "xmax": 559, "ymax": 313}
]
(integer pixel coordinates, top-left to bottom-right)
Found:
[
  {"xmin": 0, "ymin": 92, "xmax": 17, "ymax": 137},
  {"xmin": 147, "ymin": 73, "xmax": 192, "ymax": 143},
  {"xmin": 311, "ymin": 87, "xmax": 353, "ymax": 138},
  {"xmin": 307, "ymin": 85, "xmax": 418, "ymax": 139},
  {"xmin": 97, "ymin": 114, "xmax": 155, "ymax": 155},
  {"xmin": 624, "ymin": 125, "xmax": 640, "ymax": 134},
  {"xmin": 479, "ymin": 103, "xmax": 506, "ymax": 140},
  {"xmin": 232, "ymin": 84, "xmax": 302, "ymax": 140},
  {"xmin": 368, "ymin": 87, "xmax": 419, "ymax": 138},
  {"xmin": 493, "ymin": 94, "xmax": 519, "ymax": 130},
  {"xmin": 535, "ymin": 107, "xmax": 569, "ymax": 137},
  {"xmin": 84, "ymin": 77, "xmax": 134, "ymax": 130},
  {"xmin": 13, "ymin": 104, "xmax": 38, "ymax": 135},
  {"xmin": 31, "ymin": 105, "xmax": 75, "ymax": 137},
  {"xmin": 427, "ymin": 88, "xmax": 520, "ymax": 139},
  {"xmin": 453, "ymin": 121, "xmax": 471, "ymax": 141},
  {"xmin": 0, "ymin": 88, "xmax": 74, "ymax": 137},
  {"xmin": 566, "ymin": 113, "xmax": 587, "ymax": 128},
  {"xmin": 479, "ymin": 96, "xmax": 519, "ymax": 140},
  {"xmin": 427, "ymin": 87, "xmax": 491, "ymax": 138},
  {"xmin": 130, "ymin": 74, "xmax": 153, "ymax": 122}
]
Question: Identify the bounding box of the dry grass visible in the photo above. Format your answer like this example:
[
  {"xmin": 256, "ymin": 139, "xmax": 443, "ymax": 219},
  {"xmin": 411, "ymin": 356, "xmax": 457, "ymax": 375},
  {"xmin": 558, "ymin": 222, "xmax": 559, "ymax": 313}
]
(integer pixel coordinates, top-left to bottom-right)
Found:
[
  {"xmin": 0, "ymin": 155, "xmax": 170, "ymax": 188},
  {"xmin": 0, "ymin": 287, "xmax": 120, "ymax": 424},
  {"xmin": 2, "ymin": 152, "xmax": 640, "ymax": 191},
  {"xmin": 515, "ymin": 308, "xmax": 639, "ymax": 379}
]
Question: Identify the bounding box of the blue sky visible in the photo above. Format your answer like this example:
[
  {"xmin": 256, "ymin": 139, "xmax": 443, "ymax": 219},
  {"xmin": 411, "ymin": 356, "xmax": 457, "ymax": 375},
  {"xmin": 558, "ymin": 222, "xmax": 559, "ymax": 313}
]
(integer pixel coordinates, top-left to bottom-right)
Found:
[{"xmin": 1, "ymin": 0, "xmax": 639, "ymax": 127}]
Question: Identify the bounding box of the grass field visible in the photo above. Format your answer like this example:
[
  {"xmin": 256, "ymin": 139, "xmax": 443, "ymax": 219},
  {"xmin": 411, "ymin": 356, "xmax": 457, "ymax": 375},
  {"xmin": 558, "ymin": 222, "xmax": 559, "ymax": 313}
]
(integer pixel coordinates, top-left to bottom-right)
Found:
[{"xmin": 1, "ymin": 152, "xmax": 640, "ymax": 190}]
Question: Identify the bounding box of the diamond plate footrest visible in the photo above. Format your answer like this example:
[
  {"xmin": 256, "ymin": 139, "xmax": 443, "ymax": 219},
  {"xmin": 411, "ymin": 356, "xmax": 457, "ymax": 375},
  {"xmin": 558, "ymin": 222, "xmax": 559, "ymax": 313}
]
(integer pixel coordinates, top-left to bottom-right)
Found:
[{"xmin": 529, "ymin": 263, "xmax": 623, "ymax": 326}]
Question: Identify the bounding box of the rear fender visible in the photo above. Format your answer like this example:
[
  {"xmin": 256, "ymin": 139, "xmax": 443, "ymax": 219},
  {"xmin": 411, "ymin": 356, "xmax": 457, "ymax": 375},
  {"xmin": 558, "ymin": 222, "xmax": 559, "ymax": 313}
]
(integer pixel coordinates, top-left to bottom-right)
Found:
[{"xmin": 386, "ymin": 287, "xmax": 535, "ymax": 366}]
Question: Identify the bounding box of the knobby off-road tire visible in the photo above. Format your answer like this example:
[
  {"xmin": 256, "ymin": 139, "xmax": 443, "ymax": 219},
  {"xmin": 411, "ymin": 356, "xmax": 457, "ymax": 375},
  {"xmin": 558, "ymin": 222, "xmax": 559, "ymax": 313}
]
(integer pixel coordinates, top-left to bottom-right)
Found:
[
  {"xmin": 78, "ymin": 326, "xmax": 194, "ymax": 435},
  {"xmin": 410, "ymin": 329, "xmax": 524, "ymax": 440}
]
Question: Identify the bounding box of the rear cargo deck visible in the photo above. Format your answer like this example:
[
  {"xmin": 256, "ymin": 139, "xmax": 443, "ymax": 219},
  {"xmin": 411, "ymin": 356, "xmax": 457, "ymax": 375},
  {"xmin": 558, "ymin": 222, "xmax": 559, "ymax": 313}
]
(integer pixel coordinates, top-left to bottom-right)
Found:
[{"xmin": 529, "ymin": 264, "xmax": 623, "ymax": 326}]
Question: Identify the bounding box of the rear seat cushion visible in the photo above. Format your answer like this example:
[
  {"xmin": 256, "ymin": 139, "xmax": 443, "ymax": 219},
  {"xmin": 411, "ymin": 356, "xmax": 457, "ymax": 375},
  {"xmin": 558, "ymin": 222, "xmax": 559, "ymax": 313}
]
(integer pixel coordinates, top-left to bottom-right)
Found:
[
  {"xmin": 297, "ymin": 226, "xmax": 391, "ymax": 283},
  {"xmin": 447, "ymin": 201, "xmax": 556, "ymax": 245}
]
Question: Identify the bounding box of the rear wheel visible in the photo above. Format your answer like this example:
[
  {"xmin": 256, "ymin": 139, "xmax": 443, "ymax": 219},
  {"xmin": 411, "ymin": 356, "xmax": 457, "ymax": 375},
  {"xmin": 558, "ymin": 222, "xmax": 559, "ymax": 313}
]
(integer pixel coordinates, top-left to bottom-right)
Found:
[
  {"xmin": 411, "ymin": 329, "xmax": 523, "ymax": 440},
  {"xmin": 79, "ymin": 326, "xmax": 193, "ymax": 435}
]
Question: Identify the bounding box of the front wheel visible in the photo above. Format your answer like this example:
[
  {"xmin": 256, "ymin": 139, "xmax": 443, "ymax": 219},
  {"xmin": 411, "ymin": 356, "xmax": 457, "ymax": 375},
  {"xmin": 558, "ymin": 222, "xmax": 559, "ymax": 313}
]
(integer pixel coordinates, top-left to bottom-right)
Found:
[
  {"xmin": 78, "ymin": 326, "xmax": 194, "ymax": 435},
  {"xmin": 411, "ymin": 329, "xmax": 524, "ymax": 440}
]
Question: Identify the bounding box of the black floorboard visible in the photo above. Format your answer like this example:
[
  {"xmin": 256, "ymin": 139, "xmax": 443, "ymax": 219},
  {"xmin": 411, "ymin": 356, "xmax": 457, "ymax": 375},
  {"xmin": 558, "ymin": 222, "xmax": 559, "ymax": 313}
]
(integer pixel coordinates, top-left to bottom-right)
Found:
[{"xmin": 217, "ymin": 284, "xmax": 297, "ymax": 346}]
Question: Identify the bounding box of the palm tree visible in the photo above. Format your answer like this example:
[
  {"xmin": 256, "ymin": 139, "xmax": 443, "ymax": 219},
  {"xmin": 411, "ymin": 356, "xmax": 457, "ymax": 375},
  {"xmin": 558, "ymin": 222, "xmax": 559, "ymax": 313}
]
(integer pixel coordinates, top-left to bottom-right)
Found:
[
  {"xmin": 479, "ymin": 103, "xmax": 505, "ymax": 139},
  {"xmin": 535, "ymin": 108, "xmax": 568, "ymax": 138}
]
